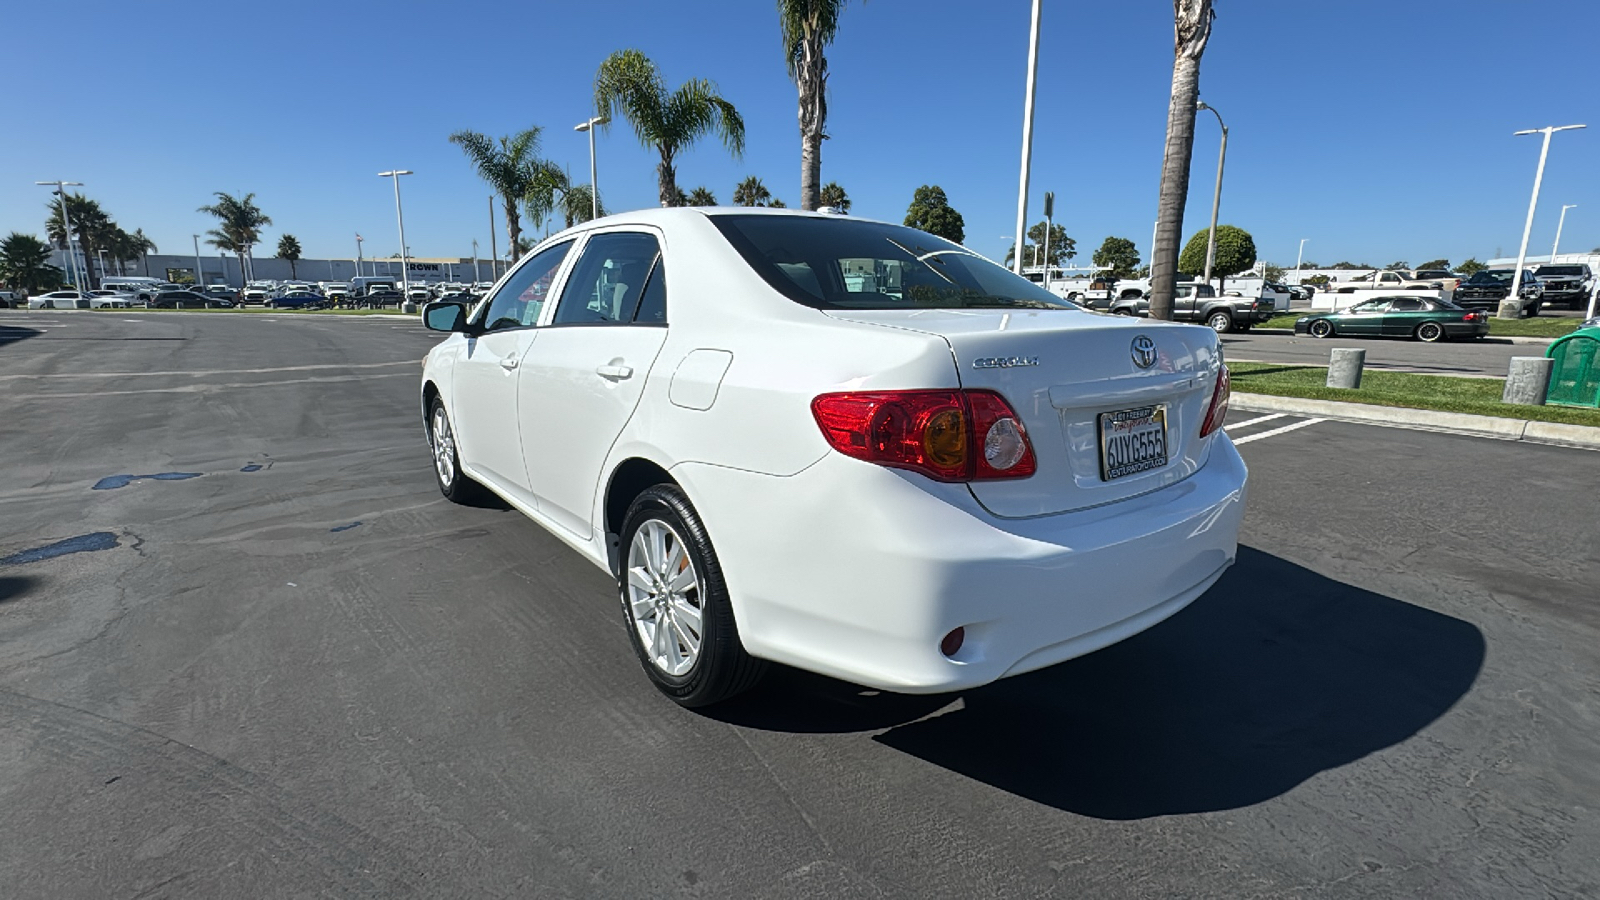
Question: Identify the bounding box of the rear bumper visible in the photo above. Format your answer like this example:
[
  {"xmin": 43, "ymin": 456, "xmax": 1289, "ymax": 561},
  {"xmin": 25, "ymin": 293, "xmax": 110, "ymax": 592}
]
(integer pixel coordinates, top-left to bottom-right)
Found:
[{"xmin": 672, "ymin": 438, "xmax": 1247, "ymax": 693}]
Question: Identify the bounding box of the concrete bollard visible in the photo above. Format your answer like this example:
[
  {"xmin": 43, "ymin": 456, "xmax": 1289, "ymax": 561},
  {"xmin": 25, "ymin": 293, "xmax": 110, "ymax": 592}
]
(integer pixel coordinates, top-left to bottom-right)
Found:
[
  {"xmin": 401, "ymin": 301, "xmax": 418, "ymax": 314},
  {"xmin": 1502, "ymin": 356, "xmax": 1554, "ymax": 406},
  {"xmin": 1327, "ymin": 347, "xmax": 1365, "ymax": 389}
]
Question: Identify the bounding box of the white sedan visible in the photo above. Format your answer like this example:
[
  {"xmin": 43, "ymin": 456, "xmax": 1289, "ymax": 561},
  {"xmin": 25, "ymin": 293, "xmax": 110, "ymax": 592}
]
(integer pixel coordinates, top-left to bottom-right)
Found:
[{"xmin": 420, "ymin": 209, "xmax": 1246, "ymax": 707}]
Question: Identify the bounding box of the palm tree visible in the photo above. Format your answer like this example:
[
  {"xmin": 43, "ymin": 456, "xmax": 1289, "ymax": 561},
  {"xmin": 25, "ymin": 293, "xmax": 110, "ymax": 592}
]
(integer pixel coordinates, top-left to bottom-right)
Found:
[
  {"xmin": 1147, "ymin": 0, "xmax": 1215, "ymax": 321},
  {"xmin": 733, "ymin": 176, "xmax": 771, "ymax": 207},
  {"xmin": 687, "ymin": 186, "xmax": 718, "ymax": 206},
  {"xmin": 451, "ymin": 128, "xmax": 551, "ymax": 260},
  {"xmin": 780, "ymin": 0, "xmax": 853, "ymax": 210},
  {"xmin": 276, "ymin": 234, "xmax": 303, "ymax": 278},
  {"xmin": 594, "ymin": 49, "xmax": 745, "ymax": 208},
  {"xmin": 524, "ymin": 168, "xmax": 607, "ymax": 231},
  {"xmin": 819, "ymin": 181, "xmax": 849, "ymax": 213},
  {"xmin": 0, "ymin": 232, "xmax": 64, "ymax": 294},
  {"xmin": 198, "ymin": 192, "xmax": 272, "ymax": 281},
  {"xmin": 769, "ymin": 198, "xmax": 788, "ymax": 208},
  {"xmin": 560, "ymin": 184, "xmax": 606, "ymax": 228},
  {"xmin": 129, "ymin": 228, "xmax": 157, "ymax": 276},
  {"xmin": 45, "ymin": 193, "xmax": 111, "ymax": 288}
]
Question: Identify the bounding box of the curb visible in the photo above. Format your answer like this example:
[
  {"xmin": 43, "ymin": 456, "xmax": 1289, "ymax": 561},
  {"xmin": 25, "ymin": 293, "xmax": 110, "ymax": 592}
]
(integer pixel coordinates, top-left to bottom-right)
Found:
[{"xmin": 1231, "ymin": 392, "xmax": 1600, "ymax": 451}]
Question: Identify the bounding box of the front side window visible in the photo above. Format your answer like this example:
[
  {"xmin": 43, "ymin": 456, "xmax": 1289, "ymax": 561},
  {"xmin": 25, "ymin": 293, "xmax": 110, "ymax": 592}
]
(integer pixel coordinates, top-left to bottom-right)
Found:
[
  {"xmin": 553, "ymin": 232, "xmax": 662, "ymax": 326},
  {"xmin": 712, "ymin": 215, "xmax": 1075, "ymax": 311},
  {"xmin": 481, "ymin": 240, "xmax": 574, "ymax": 331}
]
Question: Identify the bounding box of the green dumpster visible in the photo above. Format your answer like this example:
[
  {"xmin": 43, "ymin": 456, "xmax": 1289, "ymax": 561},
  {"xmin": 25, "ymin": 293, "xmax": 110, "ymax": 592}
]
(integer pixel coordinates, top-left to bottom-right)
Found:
[{"xmin": 1545, "ymin": 327, "xmax": 1600, "ymax": 407}]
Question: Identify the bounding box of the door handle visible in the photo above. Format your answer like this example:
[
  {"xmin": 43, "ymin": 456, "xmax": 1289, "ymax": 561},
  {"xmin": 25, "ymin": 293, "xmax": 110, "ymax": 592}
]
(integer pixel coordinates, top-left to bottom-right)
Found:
[
  {"xmin": 500, "ymin": 356, "xmax": 519, "ymax": 370},
  {"xmin": 595, "ymin": 364, "xmax": 634, "ymax": 380}
]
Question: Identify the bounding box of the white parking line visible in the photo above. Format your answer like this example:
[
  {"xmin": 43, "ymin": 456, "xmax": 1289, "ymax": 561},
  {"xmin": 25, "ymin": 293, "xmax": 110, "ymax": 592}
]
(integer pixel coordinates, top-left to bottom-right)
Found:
[
  {"xmin": 1232, "ymin": 417, "xmax": 1327, "ymax": 445},
  {"xmin": 1225, "ymin": 413, "xmax": 1286, "ymax": 432}
]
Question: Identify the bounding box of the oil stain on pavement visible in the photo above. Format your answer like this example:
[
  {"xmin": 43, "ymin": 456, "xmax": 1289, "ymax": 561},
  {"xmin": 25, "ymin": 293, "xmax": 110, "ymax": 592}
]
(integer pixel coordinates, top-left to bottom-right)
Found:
[
  {"xmin": 1, "ymin": 532, "xmax": 120, "ymax": 566},
  {"xmin": 92, "ymin": 473, "xmax": 202, "ymax": 491}
]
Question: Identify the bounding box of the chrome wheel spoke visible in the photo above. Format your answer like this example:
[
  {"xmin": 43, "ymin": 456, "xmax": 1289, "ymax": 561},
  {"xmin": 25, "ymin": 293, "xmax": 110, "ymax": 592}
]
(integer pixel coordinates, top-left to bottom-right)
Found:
[
  {"xmin": 666, "ymin": 562, "xmax": 697, "ymax": 595},
  {"xmin": 670, "ymin": 596, "xmax": 702, "ymax": 636}
]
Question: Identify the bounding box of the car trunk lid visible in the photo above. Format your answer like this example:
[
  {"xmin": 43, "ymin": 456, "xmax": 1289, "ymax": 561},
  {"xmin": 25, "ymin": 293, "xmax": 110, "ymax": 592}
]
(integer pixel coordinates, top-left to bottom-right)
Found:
[{"xmin": 824, "ymin": 308, "xmax": 1224, "ymax": 517}]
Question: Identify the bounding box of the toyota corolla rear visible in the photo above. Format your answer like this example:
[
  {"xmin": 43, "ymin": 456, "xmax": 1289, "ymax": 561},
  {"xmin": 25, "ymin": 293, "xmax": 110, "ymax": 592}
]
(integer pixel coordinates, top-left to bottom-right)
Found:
[{"xmin": 672, "ymin": 214, "xmax": 1247, "ymax": 693}]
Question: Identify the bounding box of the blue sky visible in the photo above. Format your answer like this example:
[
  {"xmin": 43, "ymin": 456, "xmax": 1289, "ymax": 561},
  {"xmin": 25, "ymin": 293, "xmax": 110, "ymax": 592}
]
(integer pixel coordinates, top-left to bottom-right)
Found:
[{"xmin": 5, "ymin": 0, "xmax": 1598, "ymax": 271}]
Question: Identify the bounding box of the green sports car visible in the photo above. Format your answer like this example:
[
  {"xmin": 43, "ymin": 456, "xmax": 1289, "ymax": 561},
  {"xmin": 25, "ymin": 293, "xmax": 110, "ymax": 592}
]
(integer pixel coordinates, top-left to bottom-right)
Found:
[{"xmin": 1295, "ymin": 296, "xmax": 1490, "ymax": 343}]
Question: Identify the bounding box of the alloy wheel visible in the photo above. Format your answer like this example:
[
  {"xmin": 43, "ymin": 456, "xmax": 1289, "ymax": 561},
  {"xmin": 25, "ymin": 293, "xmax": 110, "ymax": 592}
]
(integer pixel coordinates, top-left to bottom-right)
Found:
[
  {"xmin": 626, "ymin": 519, "xmax": 704, "ymax": 676},
  {"xmin": 431, "ymin": 406, "xmax": 456, "ymax": 488}
]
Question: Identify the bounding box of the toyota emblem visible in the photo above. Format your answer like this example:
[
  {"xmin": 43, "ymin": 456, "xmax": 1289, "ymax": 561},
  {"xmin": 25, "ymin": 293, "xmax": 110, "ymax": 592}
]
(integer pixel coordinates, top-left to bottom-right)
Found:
[{"xmin": 1131, "ymin": 335, "xmax": 1157, "ymax": 369}]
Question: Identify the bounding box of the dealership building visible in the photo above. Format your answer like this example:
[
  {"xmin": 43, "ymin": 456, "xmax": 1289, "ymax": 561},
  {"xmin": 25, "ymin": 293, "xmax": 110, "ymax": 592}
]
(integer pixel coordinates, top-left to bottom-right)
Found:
[{"xmin": 50, "ymin": 248, "xmax": 506, "ymax": 288}]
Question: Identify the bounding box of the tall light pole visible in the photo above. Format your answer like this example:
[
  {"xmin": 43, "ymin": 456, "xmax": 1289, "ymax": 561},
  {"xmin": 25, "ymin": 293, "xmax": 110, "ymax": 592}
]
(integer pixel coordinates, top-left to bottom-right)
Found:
[
  {"xmin": 1011, "ymin": 0, "xmax": 1042, "ymax": 276},
  {"xmin": 356, "ymin": 233, "xmax": 365, "ymax": 278},
  {"xmin": 1505, "ymin": 124, "xmax": 1586, "ymax": 318},
  {"xmin": 96, "ymin": 249, "xmax": 108, "ymax": 283},
  {"xmin": 575, "ymin": 115, "xmax": 608, "ymax": 221},
  {"xmin": 193, "ymin": 234, "xmax": 204, "ymax": 285},
  {"xmin": 1197, "ymin": 101, "xmax": 1228, "ymax": 289},
  {"xmin": 1550, "ymin": 204, "xmax": 1577, "ymax": 263},
  {"xmin": 488, "ymin": 195, "xmax": 499, "ymax": 281},
  {"xmin": 472, "ymin": 239, "xmax": 480, "ymax": 283},
  {"xmin": 1294, "ymin": 238, "xmax": 1308, "ymax": 285},
  {"xmin": 379, "ymin": 169, "xmax": 413, "ymax": 295},
  {"xmin": 36, "ymin": 181, "xmax": 85, "ymax": 290}
]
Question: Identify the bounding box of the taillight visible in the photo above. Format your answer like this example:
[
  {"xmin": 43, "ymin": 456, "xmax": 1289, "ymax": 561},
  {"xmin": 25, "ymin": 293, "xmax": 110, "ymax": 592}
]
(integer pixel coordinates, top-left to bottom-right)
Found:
[
  {"xmin": 1198, "ymin": 366, "xmax": 1231, "ymax": 439},
  {"xmin": 811, "ymin": 390, "xmax": 1036, "ymax": 482}
]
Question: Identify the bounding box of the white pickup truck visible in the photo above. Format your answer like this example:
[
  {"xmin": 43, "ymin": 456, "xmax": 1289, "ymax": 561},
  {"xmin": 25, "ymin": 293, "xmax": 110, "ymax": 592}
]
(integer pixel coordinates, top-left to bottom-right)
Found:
[{"xmin": 1327, "ymin": 269, "xmax": 1453, "ymax": 293}]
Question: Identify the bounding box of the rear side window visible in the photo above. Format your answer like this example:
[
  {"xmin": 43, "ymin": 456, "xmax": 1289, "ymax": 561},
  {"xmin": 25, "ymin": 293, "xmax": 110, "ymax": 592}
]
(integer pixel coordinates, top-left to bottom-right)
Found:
[
  {"xmin": 1390, "ymin": 298, "xmax": 1424, "ymax": 311},
  {"xmin": 481, "ymin": 240, "xmax": 573, "ymax": 331},
  {"xmin": 553, "ymin": 232, "xmax": 661, "ymax": 326},
  {"xmin": 634, "ymin": 260, "xmax": 667, "ymax": 324},
  {"xmin": 711, "ymin": 215, "xmax": 1075, "ymax": 311}
]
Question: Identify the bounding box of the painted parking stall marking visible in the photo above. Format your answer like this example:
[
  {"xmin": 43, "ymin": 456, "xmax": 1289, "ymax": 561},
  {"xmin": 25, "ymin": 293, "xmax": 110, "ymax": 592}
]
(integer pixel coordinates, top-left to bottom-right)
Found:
[{"xmin": 1232, "ymin": 417, "xmax": 1327, "ymax": 445}]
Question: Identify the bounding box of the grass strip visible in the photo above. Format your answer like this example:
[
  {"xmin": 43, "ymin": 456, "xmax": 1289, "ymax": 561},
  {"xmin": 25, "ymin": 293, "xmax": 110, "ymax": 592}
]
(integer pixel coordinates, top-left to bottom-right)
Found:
[
  {"xmin": 1261, "ymin": 312, "xmax": 1582, "ymax": 338},
  {"xmin": 1227, "ymin": 362, "xmax": 1600, "ymax": 427}
]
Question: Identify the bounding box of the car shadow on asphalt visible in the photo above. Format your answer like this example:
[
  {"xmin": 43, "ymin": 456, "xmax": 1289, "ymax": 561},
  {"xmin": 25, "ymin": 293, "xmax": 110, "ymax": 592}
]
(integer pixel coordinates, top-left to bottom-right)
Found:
[
  {"xmin": 0, "ymin": 326, "xmax": 44, "ymax": 347},
  {"xmin": 0, "ymin": 576, "xmax": 41, "ymax": 604},
  {"xmin": 710, "ymin": 546, "xmax": 1486, "ymax": 820}
]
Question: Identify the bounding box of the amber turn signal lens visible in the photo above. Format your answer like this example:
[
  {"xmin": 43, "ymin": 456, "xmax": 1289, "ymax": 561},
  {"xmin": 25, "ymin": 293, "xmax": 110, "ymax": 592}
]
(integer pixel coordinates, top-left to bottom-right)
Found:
[{"xmin": 923, "ymin": 408, "xmax": 967, "ymax": 468}]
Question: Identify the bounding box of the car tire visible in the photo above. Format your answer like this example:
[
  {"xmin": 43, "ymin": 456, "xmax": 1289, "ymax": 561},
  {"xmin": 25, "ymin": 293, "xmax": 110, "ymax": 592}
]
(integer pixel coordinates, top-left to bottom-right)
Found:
[
  {"xmin": 1206, "ymin": 310, "xmax": 1235, "ymax": 333},
  {"xmin": 1309, "ymin": 319, "xmax": 1334, "ymax": 338},
  {"xmin": 1524, "ymin": 302, "xmax": 1540, "ymax": 318},
  {"xmin": 619, "ymin": 484, "xmax": 766, "ymax": 708},
  {"xmin": 427, "ymin": 398, "xmax": 487, "ymax": 504},
  {"xmin": 1415, "ymin": 321, "xmax": 1445, "ymax": 343},
  {"xmin": 1113, "ymin": 307, "xmax": 1136, "ymax": 316}
]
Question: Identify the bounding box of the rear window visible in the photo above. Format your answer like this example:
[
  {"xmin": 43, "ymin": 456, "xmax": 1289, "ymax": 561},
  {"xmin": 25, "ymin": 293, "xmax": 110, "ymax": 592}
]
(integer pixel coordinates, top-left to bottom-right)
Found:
[{"xmin": 710, "ymin": 215, "xmax": 1076, "ymax": 311}]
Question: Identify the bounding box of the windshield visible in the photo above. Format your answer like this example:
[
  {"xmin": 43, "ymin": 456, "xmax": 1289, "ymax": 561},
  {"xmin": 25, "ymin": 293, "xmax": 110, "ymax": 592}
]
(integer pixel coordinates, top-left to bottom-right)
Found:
[
  {"xmin": 1469, "ymin": 271, "xmax": 1512, "ymax": 284},
  {"xmin": 1539, "ymin": 266, "xmax": 1584, "ymax": 277},
  {"xmin": 711, "ymin": 215, "xmax": 1077, "ymax": 311}
]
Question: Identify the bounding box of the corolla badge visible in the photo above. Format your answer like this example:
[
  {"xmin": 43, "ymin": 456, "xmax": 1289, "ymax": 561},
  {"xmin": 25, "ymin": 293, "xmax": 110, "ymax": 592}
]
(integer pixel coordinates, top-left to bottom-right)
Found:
[
  {"xmin": 972, "ymin": 356, "xmax": 1040, "ymax": 369},
  {"xmin": 1131, "ymin": 335, "xmax": 1157, "ymax": 369}
]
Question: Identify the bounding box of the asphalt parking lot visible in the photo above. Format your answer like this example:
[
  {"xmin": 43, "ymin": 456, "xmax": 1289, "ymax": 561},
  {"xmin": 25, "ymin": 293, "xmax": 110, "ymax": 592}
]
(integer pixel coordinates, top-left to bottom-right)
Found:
[{"xmin": 1, "ymin": 310, "xmax": 1596, "ymax": 898}]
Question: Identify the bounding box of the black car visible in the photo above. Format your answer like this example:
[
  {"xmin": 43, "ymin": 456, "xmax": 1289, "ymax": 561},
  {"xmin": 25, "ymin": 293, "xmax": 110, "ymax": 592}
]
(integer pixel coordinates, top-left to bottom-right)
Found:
[
  {"xmin": 1452, "ymin": 269, "xmax": 1543, "ymax": 317},
  {"xmin": 360, "ymin": 289, "xmax": 405, "ymax": 308},
  {"xmin": 152, "ymin": 290, "xmax": 234, "ymax": 309}
]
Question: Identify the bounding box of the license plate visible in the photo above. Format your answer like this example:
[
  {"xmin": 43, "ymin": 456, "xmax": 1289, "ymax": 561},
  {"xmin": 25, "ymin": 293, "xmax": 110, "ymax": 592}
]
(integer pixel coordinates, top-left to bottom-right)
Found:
[{"xmin": 1098, "ymin": 405, "xmax": 1168, "ymax": 481}]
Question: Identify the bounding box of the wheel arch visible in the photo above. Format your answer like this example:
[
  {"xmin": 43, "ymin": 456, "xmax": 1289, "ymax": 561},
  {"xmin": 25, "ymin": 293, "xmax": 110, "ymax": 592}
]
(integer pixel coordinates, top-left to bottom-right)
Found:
[
  {"xmin": 421, "ymin": 379, "xmax": 441, "ymax": 423},
  {"xmin": 603, "ymin": 457, "xmax": 679, "ymax": 573}
]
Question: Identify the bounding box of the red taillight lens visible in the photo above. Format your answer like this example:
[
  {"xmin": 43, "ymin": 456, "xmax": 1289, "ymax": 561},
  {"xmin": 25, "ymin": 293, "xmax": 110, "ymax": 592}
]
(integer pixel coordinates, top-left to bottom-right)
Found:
[
  {"xmin": 811, "ymin": 390, "xmax": 1035, "ymax": 482},
  {"xmin": 1198, "ymin": 366, "xmax": 1231, "ymax": 439}
]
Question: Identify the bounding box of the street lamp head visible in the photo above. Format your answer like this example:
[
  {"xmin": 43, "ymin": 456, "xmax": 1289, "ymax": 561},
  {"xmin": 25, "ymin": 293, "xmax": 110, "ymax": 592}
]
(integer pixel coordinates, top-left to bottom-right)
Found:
[
  {"xmin": 574, "ymin": 115, "xmax": 610, "ymax": 132},
  {"xmin": 378, "ymin": 170, "xmax": 414, "ymax": 177}
]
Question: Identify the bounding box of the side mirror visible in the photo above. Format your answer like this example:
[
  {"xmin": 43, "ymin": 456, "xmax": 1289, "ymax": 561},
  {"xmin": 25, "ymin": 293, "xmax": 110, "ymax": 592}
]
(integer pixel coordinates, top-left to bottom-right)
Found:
[{"xmin": 422, "ymin": 300, "xmax": 472, "ymax": 333}]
